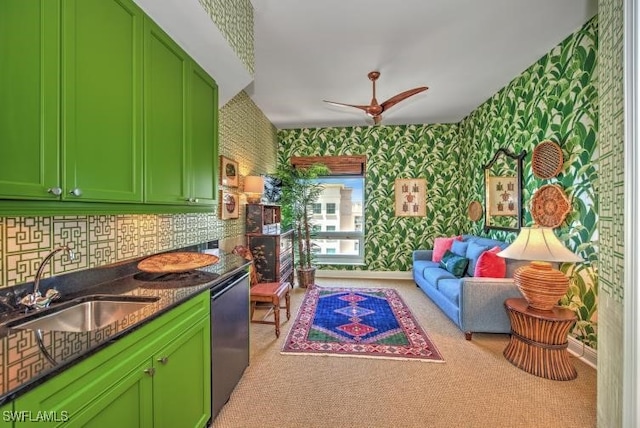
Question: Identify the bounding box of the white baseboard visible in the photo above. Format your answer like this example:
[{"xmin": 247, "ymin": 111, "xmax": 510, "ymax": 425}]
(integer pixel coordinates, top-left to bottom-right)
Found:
[
  {"xmin": 315, "ymin": 270, "xmax": 413, "ymax": 280},
  {"xmin": 567, "ymin": 336, "xmax": 597, "ymax": 369}
]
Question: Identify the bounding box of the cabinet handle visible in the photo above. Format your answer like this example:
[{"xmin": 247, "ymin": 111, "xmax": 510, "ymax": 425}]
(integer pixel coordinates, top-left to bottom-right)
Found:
[
  {"xmin": 144, "ymin": 368, "xmax": 155, "ymax": 376},
  {"xmin": 157, "ymin": 356, "xmax": 169, "ymax": 365},
  {"xmin": 47, "ymin": 187, "xmax": 62, "ymax": 196},
  {"xmin": 68, "ymin": 188, "xmax": 82, "ymax": 197}
]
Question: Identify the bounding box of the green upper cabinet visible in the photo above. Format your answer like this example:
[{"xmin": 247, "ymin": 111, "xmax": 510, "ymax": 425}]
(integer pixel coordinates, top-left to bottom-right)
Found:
[
  {"xmin": 143, "ymin": 18, "xmax": 218, "ymax": 206},
  {"xmin": 62, "ymin": 0, "xmax": 144, "ymax": 203},
  {"xmin": 0, "ymin": 0, "xmax": 60, "ymax": 200},
  {"xmin": 0, "ymin": 0, "xmax": 218, "ymax": 213},
  {"xmin": 143, "ymin": 18, "xmax": 189, "ymax": 205},
  {"xmin": 189, "ymin": 62, "xmax": 218, "ymax": 206}
]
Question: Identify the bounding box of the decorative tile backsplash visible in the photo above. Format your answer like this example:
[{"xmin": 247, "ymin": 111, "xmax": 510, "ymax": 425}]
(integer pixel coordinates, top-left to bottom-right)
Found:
[{"xmin": 0, "ymin": 213, "xmax": 222, "ymax": 288}]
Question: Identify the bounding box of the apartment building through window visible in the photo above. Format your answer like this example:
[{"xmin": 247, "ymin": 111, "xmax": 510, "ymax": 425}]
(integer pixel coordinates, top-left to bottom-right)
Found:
[{"xmin": 309, "ymin": 176, "xmax": 364, "ymax": 264}]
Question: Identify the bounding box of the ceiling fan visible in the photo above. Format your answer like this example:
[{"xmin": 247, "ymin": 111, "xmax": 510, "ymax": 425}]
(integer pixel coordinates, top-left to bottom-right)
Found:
[{"xmin": 323, "ymin": 71, "xmax": 428, "ymax": 125}]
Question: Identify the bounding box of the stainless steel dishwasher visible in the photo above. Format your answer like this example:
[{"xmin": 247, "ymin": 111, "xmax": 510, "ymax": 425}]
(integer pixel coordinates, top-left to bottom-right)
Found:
[{"xmin": 210, "ymin": 271, "xmax": 250, "ymax": 419}]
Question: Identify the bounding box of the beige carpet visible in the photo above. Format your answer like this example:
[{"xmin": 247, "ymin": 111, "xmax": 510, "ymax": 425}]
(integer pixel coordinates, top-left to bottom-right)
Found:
[{"xmin": 213, "ymin": 278, "xmax": 596, "ymax": 428}]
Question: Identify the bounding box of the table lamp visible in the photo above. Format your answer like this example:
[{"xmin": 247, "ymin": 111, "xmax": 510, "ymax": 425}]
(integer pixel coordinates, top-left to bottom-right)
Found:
[
  {"xmin": 497, "ymin": 226, "xmax": 583, "ymax": 311},
  {"xmin": 244, "ymin": 176, "xmax": 264, "ymax": 203}
]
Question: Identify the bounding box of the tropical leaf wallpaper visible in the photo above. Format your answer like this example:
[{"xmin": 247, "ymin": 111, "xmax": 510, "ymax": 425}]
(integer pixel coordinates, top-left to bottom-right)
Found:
[
  {"xmin": 279, "ymin": 124, "xmax": 463, "ymax": 272},
  {"xmin": 278, "ymin": 17, "xmax": 598, "ymax": 348},
  {"xmin": 458, "ymin": 17, "xmax": 598, "ymax": 348}
]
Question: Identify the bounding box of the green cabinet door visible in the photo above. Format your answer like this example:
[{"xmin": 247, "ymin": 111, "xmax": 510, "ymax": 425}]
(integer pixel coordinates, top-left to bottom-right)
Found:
[
  {"xmin": 189, "ymin": 62, "xmax": 218, "ymax": 206},
  {"xmin": 153, "ymin": 317, "xmax": 211, "ymax": 428},
  {"xmin": 62, "ymin": 0, "xmax": 143, "ymax": 202},
  {"xmin": 0, "ymin": 0, "xmax": 60, "ymax": 200},
  {"xmin": 1, "ymin": 401, "xmax": 14, "ymax": 427},
  {"xmin": 13, "ymin": 347, "xmax": 153, "ymax": 428},
  {"xmin": 74, "ymin": 359, "xmax": 153, "ymax": 428},
  {"xmin": 143, "ymin": 18, "xmax": 189, "ymax": 205}
]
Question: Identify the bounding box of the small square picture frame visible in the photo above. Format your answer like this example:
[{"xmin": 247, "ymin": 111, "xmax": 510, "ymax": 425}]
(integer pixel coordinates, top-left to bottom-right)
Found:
[
  {"xmin": 394, "ymin": 178, "xmax": 427, "ymax": 217},
  {"xmin": 220, "ymin": 155, "xmax": 239, "ymax": 188},
  {"xmin": 219, "ymin": 190, "xmax": 239, "ymax": 220}
]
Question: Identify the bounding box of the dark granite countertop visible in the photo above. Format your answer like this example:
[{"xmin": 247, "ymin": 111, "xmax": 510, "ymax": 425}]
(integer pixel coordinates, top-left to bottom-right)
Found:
[{"xmin": 0, "ymin": 250, "xmax": 250, "ymax": 405}]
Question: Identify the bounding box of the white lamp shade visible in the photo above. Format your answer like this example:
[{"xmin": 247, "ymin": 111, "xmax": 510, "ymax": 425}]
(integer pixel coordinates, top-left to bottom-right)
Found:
[
  {"xmin": 497, "ymin": 227, "xmax": 583, "ymax": 263},
  {"xmin": 244, "ymin": 176, "xmax": 264, "ymax": 194}
]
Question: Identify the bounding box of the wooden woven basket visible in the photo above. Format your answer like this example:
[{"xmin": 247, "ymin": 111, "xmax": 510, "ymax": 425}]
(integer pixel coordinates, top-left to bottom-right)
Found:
[
  {"xmin": 532, "ymin": 141, "xmax": 563, "ymax": 179},
  {"xmin": 467, "ymin": 201, "xmax": 483, "ymax": 221},
  {"xmin": 530, "ymin": 184, "xmax": 571, "ymax": 228}
]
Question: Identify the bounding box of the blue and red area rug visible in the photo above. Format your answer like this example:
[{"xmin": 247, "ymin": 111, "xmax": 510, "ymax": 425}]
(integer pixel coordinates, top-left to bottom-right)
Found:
[{"xmin": 281, "ymin": 287, "xmax": 444, "ymax": 362}]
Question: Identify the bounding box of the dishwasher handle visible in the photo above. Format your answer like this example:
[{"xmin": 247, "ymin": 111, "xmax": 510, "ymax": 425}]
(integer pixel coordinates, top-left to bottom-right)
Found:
[{"xmin": 211, "ymin": 272, "xmax": 249, "ymax": 300}]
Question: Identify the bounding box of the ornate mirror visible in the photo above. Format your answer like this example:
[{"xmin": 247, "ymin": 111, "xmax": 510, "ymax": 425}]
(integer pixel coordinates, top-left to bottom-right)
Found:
[{"xmin": 483, "ymin": 148, "xmax": 526, "ymax": 232}]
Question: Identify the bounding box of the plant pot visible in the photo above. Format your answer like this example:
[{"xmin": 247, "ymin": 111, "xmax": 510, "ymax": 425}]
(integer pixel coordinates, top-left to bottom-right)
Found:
[{"xmin": 297, "ymin": 267, "xmax": 316, "ymax": 289}]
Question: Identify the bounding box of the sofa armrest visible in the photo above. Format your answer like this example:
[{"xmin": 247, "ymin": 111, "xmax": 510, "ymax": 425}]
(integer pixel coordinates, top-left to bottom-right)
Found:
[
  {"xmin": 458, "ymin": 277, "xmax": 524, "ymax": 333},
  {"xmin": 413, "ymin": 250, "xmax": 434, "ymax": 262}
]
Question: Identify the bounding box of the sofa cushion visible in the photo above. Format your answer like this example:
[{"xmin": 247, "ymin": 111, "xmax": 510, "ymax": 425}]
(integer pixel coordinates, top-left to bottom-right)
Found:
[
  {"xmin": 439, "ymin": 250, "xmax": 469, "ymax": 278},
  {"xmin": 474, "ymin": 246, "xmax": 507, "ymax": 278},
  {"xmin": 450, "ymin": 240, "xmax": 469, "ymax": 257},
  {"xmin": 432, "ymin": 236, "xmax": 460, "ymax": 262},
  {"xmin": 413, "ymin": 260, "xmax": 441, "ymax": 278},
  {"xmin": 437, "ymin": 279, "xmax": 462, "ymax": 305},
  {"xmin": 466, "ymin": 241, "xmax": 490, "ymax": 277},
  {"xmin": 423, "ymin": 267, "xmax": 457, "ymax": 288}
]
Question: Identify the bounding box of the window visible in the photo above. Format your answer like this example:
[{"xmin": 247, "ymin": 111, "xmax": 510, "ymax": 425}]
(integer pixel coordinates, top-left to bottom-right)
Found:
[
  {"xmin": 308, "ymin": 176, "xmax": 365, "ymax": 265},
  {"xmin": 312, "ymin": 203, "xmax": 322, "ymax": 214}
]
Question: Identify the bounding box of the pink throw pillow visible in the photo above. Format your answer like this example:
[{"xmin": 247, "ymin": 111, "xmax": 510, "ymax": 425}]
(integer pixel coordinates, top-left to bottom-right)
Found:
[
  {"xmin": 474, "ymin": 246, "xmax": 507, "ymax": 278},
  {"xmin": 433, "ymin": 236, "xmax": 462, "ymax": 262}
]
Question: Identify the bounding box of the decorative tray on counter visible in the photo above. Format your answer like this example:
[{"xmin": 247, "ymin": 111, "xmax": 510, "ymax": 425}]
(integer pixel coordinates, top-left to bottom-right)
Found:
[{"xmin": 137, "ymin": 252, "xmax": 220, "ymax": 273}]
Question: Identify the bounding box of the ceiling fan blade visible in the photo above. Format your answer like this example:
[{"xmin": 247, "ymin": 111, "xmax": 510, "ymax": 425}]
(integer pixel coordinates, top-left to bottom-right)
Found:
[
  {"xmin": 380, "ymin": 86, "xmax": 428, "ymax": 112},
  {"xmin": 323, "ymin": 100, "xmax": 370, "ymax": 113}
]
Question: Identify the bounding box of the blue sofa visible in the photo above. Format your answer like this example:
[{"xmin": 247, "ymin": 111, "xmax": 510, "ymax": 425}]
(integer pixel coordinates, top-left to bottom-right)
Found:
[{"xmin": 412, "ymin": 234, "xmax": 528, "ymax": 340}]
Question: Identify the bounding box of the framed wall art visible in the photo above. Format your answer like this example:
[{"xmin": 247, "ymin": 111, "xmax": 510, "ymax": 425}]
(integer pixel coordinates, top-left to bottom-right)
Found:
[
  {"xmin": 394, "ymin": 178, "xmax": 427, "ymax": 217},
  {"xmin": 220, "ymin": 156, "xmax": 239, "ymax": 188},
  {"xmin": 483, "ymin": 148, "xmax": 525, "ymax": 232},
  {"xmin": 219, "ymin": 190, "xmax": 239, "ymax": 220}
]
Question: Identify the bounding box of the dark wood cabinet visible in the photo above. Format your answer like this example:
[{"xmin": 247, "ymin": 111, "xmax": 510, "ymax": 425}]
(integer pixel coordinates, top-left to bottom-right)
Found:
[
  {"xmin": 246, "ymin": 204, "xmax": 293, "ymax": 285},
  {"xmin": 246, "ymin": 203, "xmax": 282, "ymax": 234}
]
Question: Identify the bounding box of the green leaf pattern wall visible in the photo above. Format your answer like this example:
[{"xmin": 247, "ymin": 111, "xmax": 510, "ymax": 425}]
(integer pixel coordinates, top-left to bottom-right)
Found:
[
  {"xmin": 459, "ymin": 17, "xmax": 598, "ymax": 348},
  {"xmin": 279, "ymin": 124, "xmax": 463, "ymax": 272},
  {"xmin": 279, "ymin": 17, "xmax": 597, "ymax": 348}
]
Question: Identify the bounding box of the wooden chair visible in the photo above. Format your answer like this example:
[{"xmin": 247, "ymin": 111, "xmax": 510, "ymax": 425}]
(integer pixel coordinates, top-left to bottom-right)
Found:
[{"xmin": 233, "ymin": 245, "xmax": 291, "ymax": 338}]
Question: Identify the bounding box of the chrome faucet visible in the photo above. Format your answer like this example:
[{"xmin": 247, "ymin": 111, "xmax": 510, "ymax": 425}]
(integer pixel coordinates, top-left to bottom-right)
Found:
[{"xmin": 20, "ymin": 245, "xmax": 75, "ymax": 309}]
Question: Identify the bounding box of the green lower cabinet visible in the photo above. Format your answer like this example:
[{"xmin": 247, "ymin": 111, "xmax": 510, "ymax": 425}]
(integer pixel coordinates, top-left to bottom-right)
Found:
[
  {"xmin": 1, "ymin": 401, "xmax": 14, "ymax": 427},
  {"xmin": 13, "ymin": 292, "xmax": 210, "ymax": 428},
  {"xmin": 152, "ymin": 317, "xmax": 211, "ymax": 428}
]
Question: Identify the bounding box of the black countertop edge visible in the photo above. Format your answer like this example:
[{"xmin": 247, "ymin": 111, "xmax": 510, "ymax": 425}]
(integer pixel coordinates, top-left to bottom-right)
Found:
[{"xmin": 0, "ymin": 252, "xmax": 250, "ymax": 406}]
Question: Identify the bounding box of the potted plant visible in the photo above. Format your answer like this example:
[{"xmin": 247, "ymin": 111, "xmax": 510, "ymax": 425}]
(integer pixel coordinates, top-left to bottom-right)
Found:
[{"xmin": 275, "ymin": 162, "xmax": 330, "ymax": 288}]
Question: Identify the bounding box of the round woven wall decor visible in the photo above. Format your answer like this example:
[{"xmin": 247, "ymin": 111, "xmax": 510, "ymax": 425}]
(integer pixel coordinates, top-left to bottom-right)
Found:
[
  {"xmin": 530, "ymin": 184, "xmax": 571, "ymax": 228},
  {"xmin": 532, "ymin": 141, "xmax": 563, "ymax": 179},
  {"xmin": 467, "ymin": 201, "xmax": 483, "ymax": 221}
]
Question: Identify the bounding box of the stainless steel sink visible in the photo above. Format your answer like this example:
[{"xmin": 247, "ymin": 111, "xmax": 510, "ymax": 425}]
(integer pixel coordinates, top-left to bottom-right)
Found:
[{"xmin": 5, "ymin": 295, "xmax": 160, "ymax": 332}]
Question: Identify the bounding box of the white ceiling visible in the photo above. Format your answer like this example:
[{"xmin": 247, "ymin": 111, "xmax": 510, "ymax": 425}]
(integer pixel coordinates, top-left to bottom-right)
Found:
[{"xmin": 247, "ymin": 0, "xmax": 597, "ymax": 129}]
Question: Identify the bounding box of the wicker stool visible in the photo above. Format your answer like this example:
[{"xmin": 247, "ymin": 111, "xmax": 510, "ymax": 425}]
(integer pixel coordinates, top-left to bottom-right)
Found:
[{"xmin": 250, "ymin": 281, "xmax": 291, "ymax": 337}]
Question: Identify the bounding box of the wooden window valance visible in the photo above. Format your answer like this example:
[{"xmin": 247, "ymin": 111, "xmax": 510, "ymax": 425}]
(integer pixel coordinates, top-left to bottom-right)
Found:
[{"xmin": 290, "ymin": 155, "xmax": 366, "ymax": 176}]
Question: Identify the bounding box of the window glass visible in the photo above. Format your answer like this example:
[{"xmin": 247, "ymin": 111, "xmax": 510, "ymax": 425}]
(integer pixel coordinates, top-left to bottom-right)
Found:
[{"xmin": 309, "ymin": 176, "xmax": 364, "ymax": 264}]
